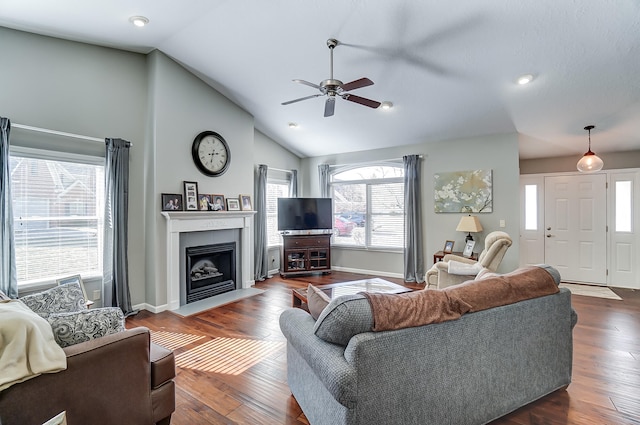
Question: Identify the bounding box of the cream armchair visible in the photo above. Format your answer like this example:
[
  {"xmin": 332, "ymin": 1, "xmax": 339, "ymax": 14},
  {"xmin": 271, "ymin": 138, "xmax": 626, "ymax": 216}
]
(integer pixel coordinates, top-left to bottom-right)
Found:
[{"xmin": 425, "ymin": 231, "xmax": 512, "ymax": 289}]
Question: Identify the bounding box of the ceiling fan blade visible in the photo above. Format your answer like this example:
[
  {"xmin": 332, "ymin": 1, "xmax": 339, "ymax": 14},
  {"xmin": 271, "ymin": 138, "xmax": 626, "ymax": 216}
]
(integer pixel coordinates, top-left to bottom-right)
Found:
[
  {"xmin": 324, "ymin": 97, "xmax": 336, "ymax": 117},
  {"xmin": 293, "ymin": 79, "xmax": 321, "ymax": 89},
  {"xmin": 342, "ymin": 94, "xmax": 381, "ymax": 109},
  {"xmin": 282, "ymin": 94, "xmax": 322, "ymax": 105},
  {"xmin": 340, "ymin": 77, "xmax": 374, "ymax": 92}
]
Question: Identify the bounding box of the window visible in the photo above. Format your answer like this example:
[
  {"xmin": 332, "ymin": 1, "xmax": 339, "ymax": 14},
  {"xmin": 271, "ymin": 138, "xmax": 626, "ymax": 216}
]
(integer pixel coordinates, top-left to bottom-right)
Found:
[
  {"xmin": 10, "ymin": 150, "xmax": 104, "ymax": 285},
  {"xmin": 615, "ymin": 180, "xmax": 632, "ymax": 232},
  {"xmin": 524, "ymin": 184, "xmax": 538, "ymax": 230},
  {"xmin": 331, "ymin": 164, "xmax": 404, "ymax": 249},
  {"xmin": 266, "ymin": 177, "xmax": 290, "ymax": 246}
]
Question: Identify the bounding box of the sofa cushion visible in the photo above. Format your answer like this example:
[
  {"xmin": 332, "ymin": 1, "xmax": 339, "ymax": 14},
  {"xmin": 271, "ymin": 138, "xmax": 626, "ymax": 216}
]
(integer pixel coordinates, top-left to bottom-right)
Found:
[
  {"xmin": 307, "ymin": 284, "xmax": 331, "ymax": 320},
  {"xmin": 313, "ymin": 294, "xmax": 373, "ymax": 346},
  {"xmin": 47, "ymin": 307, "xmax": 125, "ymax": 348},
  {"xmin": 20, "ymin": 282, "xmax": 87, "ymax": 318}
]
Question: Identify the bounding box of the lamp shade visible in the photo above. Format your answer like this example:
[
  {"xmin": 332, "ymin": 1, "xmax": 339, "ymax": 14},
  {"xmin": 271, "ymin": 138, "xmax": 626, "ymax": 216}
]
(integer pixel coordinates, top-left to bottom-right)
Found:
[
  {"xmin": 456, "ymin": 215, "xmax": 483, "ymax": 233},
  {"xmin": 576, "ymin": 151, "xmax": 604, "ymax": 173},
  {"xmin": 577, "ymin": 125, "xmax": 603, "ymax": 173}
]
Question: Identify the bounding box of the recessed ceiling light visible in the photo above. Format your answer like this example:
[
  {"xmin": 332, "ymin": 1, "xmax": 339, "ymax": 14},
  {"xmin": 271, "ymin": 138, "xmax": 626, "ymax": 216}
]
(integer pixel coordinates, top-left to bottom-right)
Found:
[
  {"xmin": 129, "ymin": 16, "xmax": 149, "ymax": 27},
  {"xmin": 288, "ymin": 122, "xmax": 298, "ymax": 129},
  {"xmin": 517, "ymin": 74, "xmax": 534, "ymax": 85},
  {"xmin": 381, "ymin": 101, "xmax": 393, "ymax": 110}
]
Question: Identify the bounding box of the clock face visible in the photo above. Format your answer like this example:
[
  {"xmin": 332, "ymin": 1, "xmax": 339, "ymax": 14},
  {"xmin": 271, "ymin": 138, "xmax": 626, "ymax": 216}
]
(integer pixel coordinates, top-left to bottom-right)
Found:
[{"xmin": 192, "ymin": 131, "xmax": 230, "ymax": 176}]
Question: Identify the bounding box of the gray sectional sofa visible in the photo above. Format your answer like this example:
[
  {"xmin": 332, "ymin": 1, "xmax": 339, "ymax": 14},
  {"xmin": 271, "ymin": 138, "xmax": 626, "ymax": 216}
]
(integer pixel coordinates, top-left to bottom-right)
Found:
[{"xmin": 279, "ymin": 266, "xmax": 577, "ymax": 425}]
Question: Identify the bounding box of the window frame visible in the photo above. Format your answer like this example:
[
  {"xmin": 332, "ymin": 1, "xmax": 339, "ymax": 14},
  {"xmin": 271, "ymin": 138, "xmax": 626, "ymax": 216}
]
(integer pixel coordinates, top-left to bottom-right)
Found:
[
  {"xmin": 265, "ymin": 174, "xmax": 291, "ymax": 248},
  {"xmin": 329, "ymin": 162, "xmax": 405, "ymax": 252},
  {"xmin": 9, "ymin": 146, "xmax": 105, "ymax": 289}
]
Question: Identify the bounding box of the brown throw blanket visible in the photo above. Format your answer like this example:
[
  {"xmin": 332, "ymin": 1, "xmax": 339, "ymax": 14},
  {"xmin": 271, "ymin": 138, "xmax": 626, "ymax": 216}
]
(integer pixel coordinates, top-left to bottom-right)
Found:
[{"xmin": 362, "ymin": 266, "xmax": 559, "ymax": 332}]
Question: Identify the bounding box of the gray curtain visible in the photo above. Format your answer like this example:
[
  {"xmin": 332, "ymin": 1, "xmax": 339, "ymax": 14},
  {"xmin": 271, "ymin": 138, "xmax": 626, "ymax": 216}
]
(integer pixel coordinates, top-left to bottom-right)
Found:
[
  {"xmin": 403, "ymin": 155, "xmax": 425, "ymax": 283},
  {"xmin": 0, "ymin": 117, "xmax": 17, "ymax": 298},
  {"xmin": 103, "ymin": 138, "xmax": 135, "ymax": 315},
  {"xmin": 254, "ymin": 164, "xmax": 269, "ymax": 281},
  {"xmin": 289, "ymin": 169, "xmax": 298, "ymax": 197},
  {"xmin": 318, "ymin": 163, "xmax": 330, "ymax": 198}
]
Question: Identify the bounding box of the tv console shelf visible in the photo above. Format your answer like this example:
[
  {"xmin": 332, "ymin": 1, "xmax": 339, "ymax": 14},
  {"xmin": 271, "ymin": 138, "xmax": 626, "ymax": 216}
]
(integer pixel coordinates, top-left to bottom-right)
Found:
[{"xmin": 280, "ymin": 233, "xmax": 331, "ymax": 278}]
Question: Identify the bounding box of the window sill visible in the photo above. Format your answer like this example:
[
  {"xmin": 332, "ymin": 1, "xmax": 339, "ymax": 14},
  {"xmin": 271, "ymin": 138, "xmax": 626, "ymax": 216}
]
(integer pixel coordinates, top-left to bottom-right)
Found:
[{"xmin": 331, "ymin": 244, "xmax": 403, "ymax": 254}]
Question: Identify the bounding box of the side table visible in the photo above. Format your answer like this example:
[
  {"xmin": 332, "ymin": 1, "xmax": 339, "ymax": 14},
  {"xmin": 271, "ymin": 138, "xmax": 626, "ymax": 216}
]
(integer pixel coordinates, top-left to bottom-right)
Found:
[{"xmin": 433, "ymin": 251, "xmax": 478, "ymax": 264}]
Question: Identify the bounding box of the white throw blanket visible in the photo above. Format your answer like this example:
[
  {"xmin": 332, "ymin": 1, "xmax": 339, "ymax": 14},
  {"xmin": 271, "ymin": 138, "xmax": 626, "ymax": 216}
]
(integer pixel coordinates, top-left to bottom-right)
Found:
[
  {"xmin": 0, "ymin": 300, "xmax": 67, "ymax": 391},
  {"xmin": 447, "ymin": 260, "xmax": 483, "ymax": 276}
]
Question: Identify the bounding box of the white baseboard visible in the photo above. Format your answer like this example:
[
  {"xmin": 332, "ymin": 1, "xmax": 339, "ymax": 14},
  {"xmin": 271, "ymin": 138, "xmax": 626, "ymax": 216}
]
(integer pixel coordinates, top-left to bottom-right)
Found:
[
  {"xmin": 133, "ymin": 303, "xmax": 168, "ymax": 314},
  {"xmin": 331, "ymin": 266, "xmax": 404, "ymax": 279},
  {"xmin": 268, "ymin": 268, "xmax": 280, "ymax": 277}
]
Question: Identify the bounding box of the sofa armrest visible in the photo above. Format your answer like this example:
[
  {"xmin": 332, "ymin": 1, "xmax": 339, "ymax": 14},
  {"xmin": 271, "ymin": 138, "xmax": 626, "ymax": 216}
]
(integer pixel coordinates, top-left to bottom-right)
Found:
[
  {"xmin": 279, "ymin": 308, "xmax": 357, "ymax": 406},
  {"xmin": 0, "ymin": 327, "xmax": 155, "ymax": 425}
]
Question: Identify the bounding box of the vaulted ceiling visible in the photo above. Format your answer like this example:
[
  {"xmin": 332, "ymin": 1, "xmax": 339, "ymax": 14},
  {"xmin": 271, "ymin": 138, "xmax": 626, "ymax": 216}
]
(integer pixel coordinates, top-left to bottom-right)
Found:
[{"xmin": 1, "ymin": 0, "xmax": 639, "ymax": 159}]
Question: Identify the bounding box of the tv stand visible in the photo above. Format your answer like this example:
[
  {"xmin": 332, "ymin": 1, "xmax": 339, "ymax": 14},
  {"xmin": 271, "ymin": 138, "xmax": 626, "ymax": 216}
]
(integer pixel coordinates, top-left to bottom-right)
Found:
[{"xmin": 280, "ymin": 233, "xmax": 331, "ymax": 278}]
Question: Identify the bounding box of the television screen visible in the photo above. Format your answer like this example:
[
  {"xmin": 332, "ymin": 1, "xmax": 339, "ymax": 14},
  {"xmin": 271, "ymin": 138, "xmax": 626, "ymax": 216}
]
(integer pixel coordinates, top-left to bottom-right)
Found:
[{"xmin": 277, "ymin": 198, "xmax": 332, "ymax": 231}]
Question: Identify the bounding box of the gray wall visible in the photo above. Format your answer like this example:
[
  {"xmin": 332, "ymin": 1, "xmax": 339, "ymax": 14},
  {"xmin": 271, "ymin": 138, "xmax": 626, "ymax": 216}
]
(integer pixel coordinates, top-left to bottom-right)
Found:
[
  {"xmin": 520, "ymin": 150, "xmax": 640, "ymax": 174},
  {"xmin": 302, "ymin": 133, "xmax": 521, "ymax": 276},
  {"xmin": 146, "ymin": 50, "xmax": 256, "ymax": 308},
  {"xmin": 254, "ymin": 130, "xmax": 302, "ymax": 272},
  {"xmin": 0, "ymin": 26, "xmax": 148, "ymax": 305}
]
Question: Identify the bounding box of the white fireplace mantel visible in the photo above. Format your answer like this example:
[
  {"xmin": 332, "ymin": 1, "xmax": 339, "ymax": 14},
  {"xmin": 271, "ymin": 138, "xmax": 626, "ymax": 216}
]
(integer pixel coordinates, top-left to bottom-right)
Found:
[{"xmin": 161, "ymin": 211, "xmax": 256, "ymax": 311}]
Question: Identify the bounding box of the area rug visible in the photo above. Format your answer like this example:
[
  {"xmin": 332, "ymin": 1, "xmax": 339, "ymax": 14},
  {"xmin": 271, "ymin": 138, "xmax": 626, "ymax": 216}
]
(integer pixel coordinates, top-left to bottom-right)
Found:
[
  {"xmin": 559, "ymin": 283, "xmax": 622, "ymax": 300},
  {"xmin": 172, "ymin": 288, "xmax": 265, "ymax": 317}
]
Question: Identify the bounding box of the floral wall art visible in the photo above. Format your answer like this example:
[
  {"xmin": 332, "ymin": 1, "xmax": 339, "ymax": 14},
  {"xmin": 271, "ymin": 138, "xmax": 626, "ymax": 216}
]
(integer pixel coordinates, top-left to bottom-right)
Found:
[{"xmin": 434, "ymin": 169, "xmax": 493, "ymax": 213}]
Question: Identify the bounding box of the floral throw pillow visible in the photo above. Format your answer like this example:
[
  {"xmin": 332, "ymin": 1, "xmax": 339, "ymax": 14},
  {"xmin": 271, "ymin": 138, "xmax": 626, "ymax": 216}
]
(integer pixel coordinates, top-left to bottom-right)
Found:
[
  {"xmin": 47, "ymin": 308, "xmax": 125, "ymax": 348},
  {"xmin": 20, "ymin": 282, "xmax": 87, "ymax": 318}
]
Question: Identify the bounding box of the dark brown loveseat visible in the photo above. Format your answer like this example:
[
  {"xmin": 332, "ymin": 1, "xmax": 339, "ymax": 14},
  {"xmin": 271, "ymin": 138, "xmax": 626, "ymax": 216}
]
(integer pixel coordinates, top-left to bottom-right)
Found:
[{"xmin": 0, "ymin": 327, "xmax": 175, "ymax": 425}]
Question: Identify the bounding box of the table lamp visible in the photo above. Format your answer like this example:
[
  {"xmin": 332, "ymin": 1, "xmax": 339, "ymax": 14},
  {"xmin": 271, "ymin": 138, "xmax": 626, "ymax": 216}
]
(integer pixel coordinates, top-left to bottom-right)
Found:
[{"xmin": 456, "ymin": 215, "xmax": 483, "ymax": 242}]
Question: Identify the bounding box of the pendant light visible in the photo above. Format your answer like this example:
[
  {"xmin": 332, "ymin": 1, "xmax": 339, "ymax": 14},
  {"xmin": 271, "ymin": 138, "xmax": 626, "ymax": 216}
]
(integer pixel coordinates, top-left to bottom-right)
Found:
[{"xmin": 577, "ymin": 125, "xmax": 603, "ymax": 173}]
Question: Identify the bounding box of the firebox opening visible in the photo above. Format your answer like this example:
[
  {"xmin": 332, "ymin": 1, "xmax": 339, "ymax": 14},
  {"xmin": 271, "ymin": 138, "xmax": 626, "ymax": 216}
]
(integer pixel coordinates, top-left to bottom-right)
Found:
[{"xmin": 185, "ymin": 242, "xmax": 236, "ymax": 304}]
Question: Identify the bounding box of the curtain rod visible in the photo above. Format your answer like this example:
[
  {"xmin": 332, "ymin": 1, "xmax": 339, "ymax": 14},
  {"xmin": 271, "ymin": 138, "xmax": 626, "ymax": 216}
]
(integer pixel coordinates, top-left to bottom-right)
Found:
[
  {"xmin": 267, "ymin": 166, "xmax": 295, "ymax": 174},
  {"xmin": 327, "ymin": 155, "xmax": 423, "ymax": 168},
  {"xmin": 12, "ymin": 123, "xmax": 126, "ymax": 145}
]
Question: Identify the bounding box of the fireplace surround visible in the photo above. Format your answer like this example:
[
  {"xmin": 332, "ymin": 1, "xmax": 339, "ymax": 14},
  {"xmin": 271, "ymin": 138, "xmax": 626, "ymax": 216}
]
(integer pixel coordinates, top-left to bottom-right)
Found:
[{"xmin": 161, "ymin": 211, "xmax": 255, "ymax": 311}]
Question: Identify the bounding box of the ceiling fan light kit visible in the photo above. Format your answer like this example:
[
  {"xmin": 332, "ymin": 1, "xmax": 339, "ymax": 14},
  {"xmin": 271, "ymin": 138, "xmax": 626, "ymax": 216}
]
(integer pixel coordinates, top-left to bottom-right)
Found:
[
  {"xmin": 282, "ymin": 38, "xmax": 382, "ymax": 117},
  {"xmin": 577, "ymin": 125, "xmax": 604, "ymax": 173}
]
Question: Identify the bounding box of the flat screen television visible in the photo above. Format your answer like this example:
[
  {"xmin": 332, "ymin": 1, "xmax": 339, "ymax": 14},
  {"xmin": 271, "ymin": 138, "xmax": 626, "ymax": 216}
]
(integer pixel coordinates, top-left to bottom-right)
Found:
[{"xmin": 277, "ymin": 198, "xmax": 332, "ymax": 231}]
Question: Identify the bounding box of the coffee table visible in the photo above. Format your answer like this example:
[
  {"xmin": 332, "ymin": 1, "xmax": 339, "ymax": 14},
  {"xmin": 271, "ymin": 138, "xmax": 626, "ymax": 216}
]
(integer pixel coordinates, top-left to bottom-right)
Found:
[{"xmin": 292, "ymin": 277, "xmax": 411, "ymax": 308}]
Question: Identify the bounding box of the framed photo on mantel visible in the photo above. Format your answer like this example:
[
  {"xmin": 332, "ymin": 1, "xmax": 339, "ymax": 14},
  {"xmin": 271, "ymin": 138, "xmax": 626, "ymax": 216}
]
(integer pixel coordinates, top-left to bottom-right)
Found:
[{"xmin": 183, "ymin": 181, "xmax": 199, "ymax": 211}]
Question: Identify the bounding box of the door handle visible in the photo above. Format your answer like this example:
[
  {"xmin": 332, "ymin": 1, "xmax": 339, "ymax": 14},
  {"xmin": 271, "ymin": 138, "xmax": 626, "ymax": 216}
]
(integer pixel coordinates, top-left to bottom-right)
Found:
[
  {"xmin": 546, "ymin": 227, "xmax": 551, "ymax": 231},
  {"xmin": 546, "ymin": 234, "xmax": 553, "ymax": 238}
]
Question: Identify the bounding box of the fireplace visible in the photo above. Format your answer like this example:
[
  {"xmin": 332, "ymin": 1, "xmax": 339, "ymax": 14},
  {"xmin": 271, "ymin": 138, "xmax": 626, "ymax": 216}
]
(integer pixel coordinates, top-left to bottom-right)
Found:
[
  {"xmin": 161, "ymin": 211, "xmax": 255, "ymax": 312},
  {"xmin": 185, "ymin": 242, "xmax": 236, "ymax": 304}
]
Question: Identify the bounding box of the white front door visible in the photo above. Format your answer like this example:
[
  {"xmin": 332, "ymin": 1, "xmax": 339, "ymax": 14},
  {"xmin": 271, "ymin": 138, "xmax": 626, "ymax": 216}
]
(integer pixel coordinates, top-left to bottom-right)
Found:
[{"xmin": 544, "ymin": 174, "xmax": 607, "ymax": 284}]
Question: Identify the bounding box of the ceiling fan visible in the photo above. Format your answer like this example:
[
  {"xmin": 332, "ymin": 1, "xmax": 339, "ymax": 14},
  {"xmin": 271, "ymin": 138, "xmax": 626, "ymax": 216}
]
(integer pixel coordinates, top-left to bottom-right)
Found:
[{"xmin": 282, "ymin": 38, "xmax": 382, "ymax": 117}]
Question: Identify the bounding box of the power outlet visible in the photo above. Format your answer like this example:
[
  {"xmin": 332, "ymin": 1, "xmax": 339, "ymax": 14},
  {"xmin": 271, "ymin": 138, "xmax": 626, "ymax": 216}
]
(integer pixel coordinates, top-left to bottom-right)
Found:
[
  {"xmin": 499, "ymin": 219, "xmax": 506, "ymax": 228},
  {"xmin": 93, "ymin": 289, "xmax": 101, "ymax": 301}
]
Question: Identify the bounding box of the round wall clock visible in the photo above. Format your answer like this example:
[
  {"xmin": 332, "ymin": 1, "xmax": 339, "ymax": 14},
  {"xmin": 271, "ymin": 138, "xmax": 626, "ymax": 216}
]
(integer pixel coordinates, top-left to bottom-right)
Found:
[{"xmin": 191, "ymin": 131, "xmax": 230, "ymax": 176}]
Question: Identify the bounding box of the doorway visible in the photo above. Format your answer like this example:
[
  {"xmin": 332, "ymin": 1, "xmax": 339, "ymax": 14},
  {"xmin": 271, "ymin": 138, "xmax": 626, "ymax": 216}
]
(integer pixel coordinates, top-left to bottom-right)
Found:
[
  {"xmin": 544, "ymin": 174, "xmax": 607, "ymax": 284},
  {"xmin": 520, "ymin": 170, "xmax": 640, "ymax": 289}
]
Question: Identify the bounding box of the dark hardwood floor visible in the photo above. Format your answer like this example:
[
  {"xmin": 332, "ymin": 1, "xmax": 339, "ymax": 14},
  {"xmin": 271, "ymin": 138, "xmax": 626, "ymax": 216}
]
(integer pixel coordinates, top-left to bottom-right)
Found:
[{"xmin": 127, "ymin": 272, "xmax": 640, "ymax": 425}]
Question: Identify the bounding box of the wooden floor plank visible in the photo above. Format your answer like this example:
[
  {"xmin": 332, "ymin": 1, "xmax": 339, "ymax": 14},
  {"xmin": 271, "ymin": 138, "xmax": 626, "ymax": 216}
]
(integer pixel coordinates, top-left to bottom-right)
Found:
[{"xmin": 127, "ymin": 271, "xmax": 640, "ymax": 424}]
